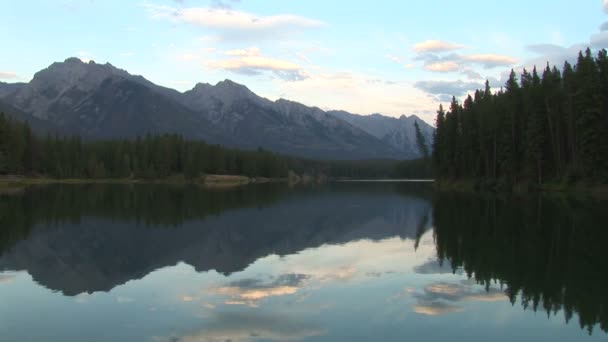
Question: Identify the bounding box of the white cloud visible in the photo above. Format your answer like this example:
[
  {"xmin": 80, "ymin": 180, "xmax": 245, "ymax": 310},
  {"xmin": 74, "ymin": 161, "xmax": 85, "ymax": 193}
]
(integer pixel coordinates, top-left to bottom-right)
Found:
[
  {"xmin": 0, "ymin": 71, "xmax": 17, "ymax": 79},
  {"xmin": 604, "ymin": 0, "xmax": 608, "ymax": 13},
  {"xmin": 208, "ymin": 49, "xmax": 308, "ymax": 81},
  {"xmin": 461, "ymin": 54, "xmax": 517, "ymax": 68},
  {"xmin": 145, "ymin": 4, "xmax": 324, "ymax": 41},
  {"xmin": 414, "ymin": 51, "xmax": 517, "ymax": 75},
  {"xmin": 276, "ymin": 69, "xmax": 437, "ymax": 122},
  {"xmin": 591, "ymin": 31, "xmax": 608, "ymax": 48},
  {"xmin": 76, "ymin": 50, "xmax": 94, "ymax": 63},
  {"xmin": 424, "ymin": 61, "xmax": 460, "ymax": 72},
  {"xmin": 411, "ymin": 281, "xmax": 506, "ymax": 316},
  {"xmin": 166, "ymin": 311, "xmax": 325, "ymax": 342},
  {"xmin": 414, "ymin": 40, "xmax": 463, "ymax": 53}
]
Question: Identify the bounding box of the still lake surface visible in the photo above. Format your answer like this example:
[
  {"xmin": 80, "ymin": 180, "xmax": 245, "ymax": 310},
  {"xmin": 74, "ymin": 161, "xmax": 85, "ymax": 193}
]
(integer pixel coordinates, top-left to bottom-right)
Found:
[{"xmin": 0, "ymin": 182, "xmax": 607, "ymax": 341}]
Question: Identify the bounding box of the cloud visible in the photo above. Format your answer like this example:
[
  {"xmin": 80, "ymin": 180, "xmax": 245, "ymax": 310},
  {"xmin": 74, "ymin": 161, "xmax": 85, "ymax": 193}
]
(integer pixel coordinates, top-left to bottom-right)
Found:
[
  {"xmin": 591, "ymin": 31, "xmax": 608, "ymax": 48},
  {"xmin": 525, "ymin": 43, "xmax": 588, "ymax": 70},
  {"xmin": 162, "ymin": 311, "xmax": 325, "ymax": 342},
  {"xmin": 424, "ymin": 61, "xmax": 460, "ymax": 72},
  {"xmin": 413, "ymin": 302, "xmax": 464, "ymax": 316},
  {"xmin": 0, "ymin": 71, "xmax": 17, "ymax": 80},
  {"xmin": 414, "ymin": 80, "xmax": 483, "ymax": 100},
  {"xmin": 461, "ymin": 54, "xmax": 518, "ymax": 68},
  {"xmin": 145, "ymin": 4, "xmax": 324, "ymax": 41},
  {"xmin": 0, "ymin": 274, "xmax": 16, "ymax": 283},
  {"xmin": 115, "ymin": 296, "xmax": 135, "ymax": 303},
  {"xmin": 415, "ymin": 51, "xmax": 516, "ymax": 74},
  {"xmin": 600, "ymin": 21, "xmax": 608, "ymax": 32},
  {"xmin": 411, "ymin": 281, "xmax": 507, "ymax": 316},
  {"xmin": 76, "ymin": 50, "xmax": 94, "ymax": 63},
  {"xmin": 209, "ymin": 274, "xmax": 310, "ymax": 307},
  {"xmin": 461, "ymin": 69, "xmax": 483, "ymax": 80},
  {"xmin": 210, "ymin": 0, "xmax": 241, "ymax": 10},
  {"xmin": 414, "ymin": 40, "xmax": 464, "ymax": 53},
  {"xmin": 604, "ymin": 0, "xmax": 608, "ymax": 13},
  {"xmin": 119, "ymin": 52, "xmax": 135, "ymax": 57},
  {"xmin": 414, "ymin": 259, "xmax": 460, "ymax": 275},
  {"xmin": 208, "ymin": 49, "xmax": 308, "ymax": 81}
]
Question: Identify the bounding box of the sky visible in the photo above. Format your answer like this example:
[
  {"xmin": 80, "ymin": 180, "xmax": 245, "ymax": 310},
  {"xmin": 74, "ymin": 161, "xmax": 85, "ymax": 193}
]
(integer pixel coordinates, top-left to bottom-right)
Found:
[{"xmin": 1, "ymin": 0, "xmax": 607, "ymax": 124}]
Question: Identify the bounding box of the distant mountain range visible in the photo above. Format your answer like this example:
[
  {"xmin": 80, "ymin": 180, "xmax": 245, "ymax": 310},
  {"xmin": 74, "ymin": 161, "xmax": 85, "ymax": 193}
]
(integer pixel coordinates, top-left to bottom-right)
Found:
[{"xmin": 0, "ymin": 58, "xmax": 434, "ymax": 160}]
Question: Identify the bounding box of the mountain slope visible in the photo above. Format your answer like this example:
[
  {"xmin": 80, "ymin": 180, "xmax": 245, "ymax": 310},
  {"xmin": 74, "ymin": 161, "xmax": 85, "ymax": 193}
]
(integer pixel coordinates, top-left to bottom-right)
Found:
[
  {"xmin": 0, "ymin": 57, "xmax": 434, "ymax": 160},
  {"xmin": 328, "ymin": 111, "xmax": 435, "ymax": 158}
]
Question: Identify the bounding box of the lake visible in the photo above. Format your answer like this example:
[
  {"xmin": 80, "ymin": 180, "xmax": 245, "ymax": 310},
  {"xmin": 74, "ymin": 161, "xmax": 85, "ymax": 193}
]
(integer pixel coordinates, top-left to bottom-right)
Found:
[{"xmin": 0, "ymin": 183, "xmax": 606, "ymax": 341}]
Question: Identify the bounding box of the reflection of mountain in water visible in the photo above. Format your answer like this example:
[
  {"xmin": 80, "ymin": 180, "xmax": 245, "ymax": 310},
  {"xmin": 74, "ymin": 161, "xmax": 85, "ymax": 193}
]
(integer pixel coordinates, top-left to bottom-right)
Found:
[
  {"xmin": 433, "ymin": 192, "xmax": 608, "ymax": 334},
  {"xmin": 0, "ymin": 183, "xmax": 432, "ymax": 296}
]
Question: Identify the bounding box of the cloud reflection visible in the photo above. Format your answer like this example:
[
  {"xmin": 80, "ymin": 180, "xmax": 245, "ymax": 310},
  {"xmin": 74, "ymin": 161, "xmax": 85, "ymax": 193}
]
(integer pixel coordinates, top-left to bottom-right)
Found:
[
  {"xmin": 0, "ymin": 273, "xmax": 16, "ymax": 283},
  {"xmin": 209, "ymin": 274, "xmax": 309, "ymax": 307},
  {"xmin": 412, "ymin": 281, "xmax": 507, "ymax": 316},
  {"xmin": 156, "ymin": 311, "xmax": 325, "ymax": 342}
]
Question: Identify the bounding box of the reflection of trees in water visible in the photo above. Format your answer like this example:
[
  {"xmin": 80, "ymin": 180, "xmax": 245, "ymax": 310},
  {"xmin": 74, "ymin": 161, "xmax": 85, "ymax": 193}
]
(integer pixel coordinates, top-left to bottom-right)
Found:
[
  {"xmin": 0, "ymin": 183, "xmax": 289, "ymax": 253},
  {"xmin": 0, "ymin": 182, "xmax": 434, "ymax": 295},
  {"xmin": 433, "ymin": 193, "xmax": 608, "ymax": 334},
  {"xmin": 0, "ymin": 182, "xmax": 434, "ymax": 255}
]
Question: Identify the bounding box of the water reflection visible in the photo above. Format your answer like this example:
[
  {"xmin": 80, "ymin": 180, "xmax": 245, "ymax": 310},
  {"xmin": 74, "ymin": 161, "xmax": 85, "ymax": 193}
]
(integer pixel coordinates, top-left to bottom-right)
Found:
[
  {"xmin": 0, "ymin": 184, "xmax": 606, "ymax": 341},
  {"xmin": 433, "ymin": 192, "xmax": 608, "ymax": 334},
  {"xmin": 0, "ymin": 183, "xmax": 432, "ymax": 295}
]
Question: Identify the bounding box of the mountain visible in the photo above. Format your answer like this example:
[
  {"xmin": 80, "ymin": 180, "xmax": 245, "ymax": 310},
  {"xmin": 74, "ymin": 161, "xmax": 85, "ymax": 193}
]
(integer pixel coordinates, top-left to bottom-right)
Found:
[
  {"xmin": 0, "ymin": 57, "xmax": 434, "ymax": 160},
  {"xmin": 0, "ymin": 98, "xmax": 59, "ymax": 135},
  {"xmin": 327, "ymin": 111, "xmax": 435, "ymax": 157}
]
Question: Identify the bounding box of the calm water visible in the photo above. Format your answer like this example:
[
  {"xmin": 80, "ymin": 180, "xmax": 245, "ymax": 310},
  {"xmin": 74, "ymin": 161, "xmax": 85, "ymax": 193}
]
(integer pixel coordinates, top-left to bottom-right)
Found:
[{"xmin": 0, "ymin": 183, "xmax": 607, "ymax": 342}]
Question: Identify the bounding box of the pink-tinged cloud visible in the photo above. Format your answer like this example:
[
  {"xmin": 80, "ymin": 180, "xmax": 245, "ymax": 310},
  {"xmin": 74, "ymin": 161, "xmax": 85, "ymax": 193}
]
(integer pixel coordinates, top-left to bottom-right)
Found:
[
  {"xmin": 208, "ymin": 50, "xmax": 308, "ymax": 81},
  {"xmin": 424, "ymin": 61, "xmax": 460, "ymax": 72},
  {"xmin": 414, "ymin": 40, "xmax": 464, "ymax": 53},
  {"xmin": 0, "ymin": 71, "xmax": 17, "ymax": 79}
]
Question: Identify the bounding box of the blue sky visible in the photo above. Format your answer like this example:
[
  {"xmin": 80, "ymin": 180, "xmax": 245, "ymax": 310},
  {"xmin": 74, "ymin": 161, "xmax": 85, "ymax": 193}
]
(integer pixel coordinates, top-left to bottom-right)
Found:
[{"xmin": 1, "ymin": 0, "xmax": 607, "ymax": 124}]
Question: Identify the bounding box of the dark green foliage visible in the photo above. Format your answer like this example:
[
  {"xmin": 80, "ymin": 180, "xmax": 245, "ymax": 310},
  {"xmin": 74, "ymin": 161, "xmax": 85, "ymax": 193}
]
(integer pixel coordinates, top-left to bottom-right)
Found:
[
  {"xmin": 432, "ymin": 48, "xmax": 608, "ymax": 185},
  {"xmin": 0, "ymin": 114, "xmax": 290, "ymax": 179},
  {"xmin": 414, "ymin": 120, "xmax": 429, "ymax": 160},
  {"xmin": 433, "ymin": 192, "xmax": 608, "ymax": 333},
  {"xmin": 0, "ymin": 112, "xmax": 427, "ymax": 180}
]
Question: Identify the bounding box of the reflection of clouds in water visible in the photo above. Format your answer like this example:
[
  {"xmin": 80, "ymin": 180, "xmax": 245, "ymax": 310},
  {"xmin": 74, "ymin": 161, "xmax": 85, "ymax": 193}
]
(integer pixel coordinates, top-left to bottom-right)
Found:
[
  {"xmin": 268, "ymin": 235, "xmax": 436, "ymax": 284},
  {"xmin": 116, "ymin": 296, "xmax": 135, "ymax": 303},
  {"xmin": 155, "ymin": 311, "xmax": 325, "ymax": 342},
  {"xmin": 414, "ymin": 258, "xmax": 462, "ymax": 275},
  {"xmin": 414, "ymin": 302, "xmax": 464, "ymax": 316},
  {"xmin": 209, "ymin": 274, "xmax": 310, "ymax": 307},
  {"xmin": 0, "ymin": 273, "xmax": 16, "ymax": 283},
  {"xmin": 205, "ymin": 236, "xmax": 437, "ymax": 308},
  {"xmin": 412, "ymin": 282, "xmax": 507, "ymax": 316}
]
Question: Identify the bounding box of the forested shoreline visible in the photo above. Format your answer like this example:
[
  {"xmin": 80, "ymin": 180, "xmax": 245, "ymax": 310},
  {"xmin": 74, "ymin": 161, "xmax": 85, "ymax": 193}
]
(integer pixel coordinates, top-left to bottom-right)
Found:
[
  {"xmin": 433, "ymin": 48, "xmax": 608, "ymax": 190},
  {"xmin": 0, "ymin": 112, "xmax": 430, "ymax": 181}
]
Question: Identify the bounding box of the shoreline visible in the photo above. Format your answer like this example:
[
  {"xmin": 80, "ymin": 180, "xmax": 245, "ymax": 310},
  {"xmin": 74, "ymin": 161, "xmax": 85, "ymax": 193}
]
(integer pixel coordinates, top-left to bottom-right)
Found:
[
  {"xmin": 0, "ymin": 174, "xmax": 286, "ymax": 190},
  {"xmin": 434, "ymin": 179, "xmax": 608, "ymax": 195}
]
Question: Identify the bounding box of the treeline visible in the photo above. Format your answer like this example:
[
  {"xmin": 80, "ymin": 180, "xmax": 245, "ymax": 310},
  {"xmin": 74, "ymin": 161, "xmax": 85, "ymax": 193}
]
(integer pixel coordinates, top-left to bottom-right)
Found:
[
  {"xmin": 0, "ymin": 112, "xmax": 431, "ymax": 180},
  {"xmin": 433, "ymin": 48, "xmax": 608, "ymax": 186},
  {"xmin": 0, "ymin": 113, "xmax": 291, "ymax": 179},
  {"xmin": 0, "ymin": 183, "xmax": 290, "ymax": 254}
]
